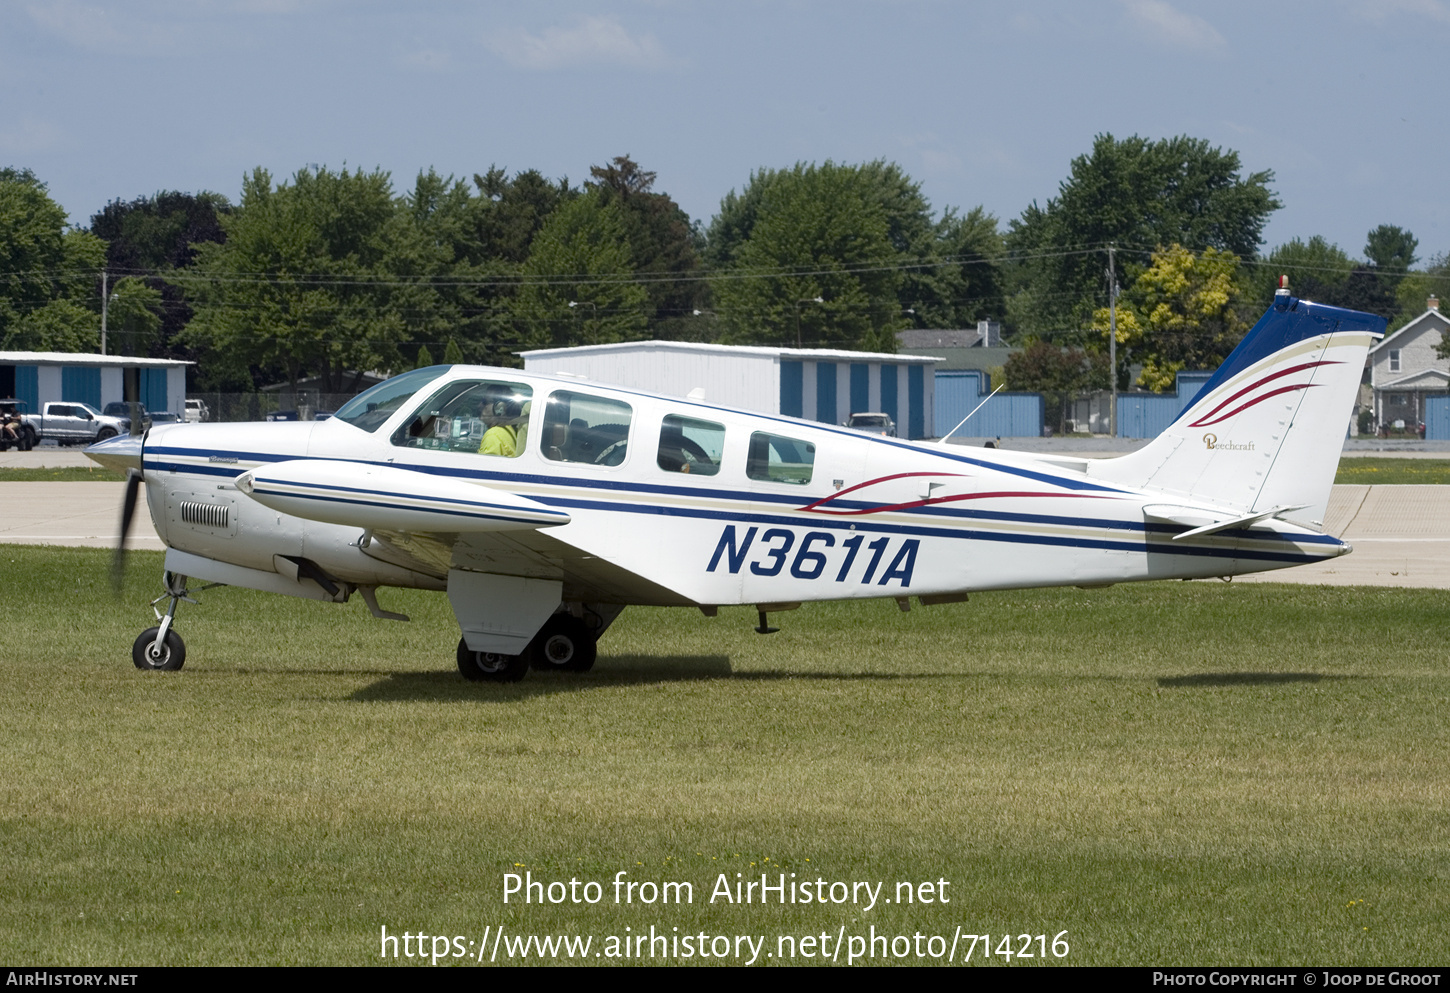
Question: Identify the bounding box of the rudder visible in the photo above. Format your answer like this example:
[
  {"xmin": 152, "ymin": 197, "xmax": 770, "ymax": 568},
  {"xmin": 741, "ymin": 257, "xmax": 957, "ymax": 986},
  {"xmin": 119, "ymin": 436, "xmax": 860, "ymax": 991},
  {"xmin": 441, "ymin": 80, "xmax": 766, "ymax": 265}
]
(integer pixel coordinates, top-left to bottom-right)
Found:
[{"xmin": 1088, "ymin": 290, "xmax": 1384, "ymax": 527}]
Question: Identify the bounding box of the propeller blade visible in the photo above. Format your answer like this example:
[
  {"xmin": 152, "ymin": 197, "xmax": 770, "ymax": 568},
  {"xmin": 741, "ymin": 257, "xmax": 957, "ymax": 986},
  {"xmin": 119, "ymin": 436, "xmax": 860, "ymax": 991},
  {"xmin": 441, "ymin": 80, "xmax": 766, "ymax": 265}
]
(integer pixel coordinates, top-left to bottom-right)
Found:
[{"xmin": 111, "ymin": 469, "xmax": 143, "ymax": 592}]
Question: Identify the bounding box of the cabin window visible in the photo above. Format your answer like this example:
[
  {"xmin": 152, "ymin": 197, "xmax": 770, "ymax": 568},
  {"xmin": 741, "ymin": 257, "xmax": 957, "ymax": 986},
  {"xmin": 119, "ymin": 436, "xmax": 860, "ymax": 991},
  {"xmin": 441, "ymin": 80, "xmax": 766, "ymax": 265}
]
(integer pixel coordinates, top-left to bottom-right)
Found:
[
  {"xmin": 335, "ymin": 365, "xmax": 449, "ymax": 432},
  {"xmin": 1389, "ymin": 349, "xmax": 1401, "ymax": 372},
  {"xmin": 657, "ymin": 415, "xmax": 724, "ymax": 476},
  {"xmin": 541, "ymin": 391, "xmax": 633, "ymax": 466},
  {"xmin": 391, "ymin": 379, "xmax": 532, "ymax": 457},
  {"xmin": 746, "ymin": 432, "xmax": 815, "ymax": 485}
]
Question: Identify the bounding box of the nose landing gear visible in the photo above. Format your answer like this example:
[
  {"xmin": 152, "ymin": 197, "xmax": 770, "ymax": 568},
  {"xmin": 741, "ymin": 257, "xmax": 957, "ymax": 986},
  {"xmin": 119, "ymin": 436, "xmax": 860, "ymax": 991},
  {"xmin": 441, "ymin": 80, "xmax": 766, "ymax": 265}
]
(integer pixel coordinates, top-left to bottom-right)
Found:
[{"xmin": 132, "ymin": 572, "xmax": 220, "ymax": 672}]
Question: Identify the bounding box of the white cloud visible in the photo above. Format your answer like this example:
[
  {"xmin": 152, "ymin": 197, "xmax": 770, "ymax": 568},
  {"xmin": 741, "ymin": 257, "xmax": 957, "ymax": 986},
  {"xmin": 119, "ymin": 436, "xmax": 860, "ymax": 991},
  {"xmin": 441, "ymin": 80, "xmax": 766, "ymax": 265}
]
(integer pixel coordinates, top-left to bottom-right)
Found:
[
  {"xmin": 483, "ymin": 15, "xmax": 676, "ymax": 71},
  {"xmin": 1120, "ymin": 0, "xmax": 1226, "ymax": 50}
]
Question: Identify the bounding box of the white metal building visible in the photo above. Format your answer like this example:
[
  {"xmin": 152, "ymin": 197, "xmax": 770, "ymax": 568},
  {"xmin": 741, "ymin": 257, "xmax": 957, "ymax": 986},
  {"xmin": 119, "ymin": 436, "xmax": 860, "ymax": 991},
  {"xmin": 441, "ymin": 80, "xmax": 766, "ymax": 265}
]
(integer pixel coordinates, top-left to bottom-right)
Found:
[
  {"xmin": 520, "ymin": 341, "xmax": 942, "ymax": 439},
  {"xmin": 0, "ymin": 352, "xmax": 191, "ymax": 415}
]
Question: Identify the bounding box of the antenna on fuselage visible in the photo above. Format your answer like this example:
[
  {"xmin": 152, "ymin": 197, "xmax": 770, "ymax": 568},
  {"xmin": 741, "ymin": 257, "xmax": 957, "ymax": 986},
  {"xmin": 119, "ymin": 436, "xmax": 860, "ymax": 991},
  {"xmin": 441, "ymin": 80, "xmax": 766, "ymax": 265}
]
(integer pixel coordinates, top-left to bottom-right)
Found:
[{"xmin": 937, "ymin": 383, "xmax": 1003, "ymax": 445}]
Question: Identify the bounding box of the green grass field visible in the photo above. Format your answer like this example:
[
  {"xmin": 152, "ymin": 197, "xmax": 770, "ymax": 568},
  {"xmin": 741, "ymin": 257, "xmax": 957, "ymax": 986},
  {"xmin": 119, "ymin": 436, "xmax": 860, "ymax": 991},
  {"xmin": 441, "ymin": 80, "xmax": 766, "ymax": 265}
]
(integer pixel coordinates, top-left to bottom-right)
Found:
[
  {"xmin": 1333, "ymin": 459, "xmax": 1450, "ymax": 485},
  {"xmin": 0, "ymin": 465, "xmax": 128, "ymax": 481},
  {"xmin": 2, "ymin": 546, "xmax": 1447, "ymax": 966}
]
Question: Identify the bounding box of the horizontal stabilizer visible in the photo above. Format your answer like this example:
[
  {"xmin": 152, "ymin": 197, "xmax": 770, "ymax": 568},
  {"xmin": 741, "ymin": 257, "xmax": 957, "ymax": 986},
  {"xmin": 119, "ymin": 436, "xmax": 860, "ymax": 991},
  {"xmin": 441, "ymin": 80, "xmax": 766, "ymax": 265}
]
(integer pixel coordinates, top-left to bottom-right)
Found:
[
  {"xmin": 236, "ymin": 460, "xmax": 570, "ymax": 533},
  {"xmin": 1143, "ymin": 502, "xmax": 1308, "ymax": 541}
]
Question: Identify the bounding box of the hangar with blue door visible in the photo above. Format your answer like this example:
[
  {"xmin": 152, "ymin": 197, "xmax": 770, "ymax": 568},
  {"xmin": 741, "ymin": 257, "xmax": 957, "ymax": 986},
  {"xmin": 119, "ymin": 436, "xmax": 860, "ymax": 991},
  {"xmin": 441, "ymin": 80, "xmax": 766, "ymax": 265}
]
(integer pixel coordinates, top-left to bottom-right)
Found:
[{"xmin": 0, "ymin": 352, "xmax": 190, "ymax": 417}]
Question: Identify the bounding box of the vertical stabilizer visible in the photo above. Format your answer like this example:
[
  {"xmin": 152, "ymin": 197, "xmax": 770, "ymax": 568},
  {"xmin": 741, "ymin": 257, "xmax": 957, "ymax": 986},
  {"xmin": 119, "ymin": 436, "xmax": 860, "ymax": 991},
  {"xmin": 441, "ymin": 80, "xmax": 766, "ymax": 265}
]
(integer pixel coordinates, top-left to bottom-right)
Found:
[{"xmin": 1088, "ymin": 293, "xmax": 1384, "ymax": 526}]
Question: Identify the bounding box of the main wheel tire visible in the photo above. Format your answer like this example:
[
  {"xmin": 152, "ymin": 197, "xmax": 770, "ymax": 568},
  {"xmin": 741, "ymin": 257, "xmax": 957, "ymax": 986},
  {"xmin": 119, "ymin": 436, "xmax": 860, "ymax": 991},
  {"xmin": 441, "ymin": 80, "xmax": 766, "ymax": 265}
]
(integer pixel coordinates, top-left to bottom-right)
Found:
[
  {"xmin": 456, "ymin": 637, "xmax": 529, "ymax": 682},
  {"xmin": 527, "ymin": 615, "xmax": 597, "ymax": 673},
  {"xmin": 132, "ymin": 627, "xmax": 185, "ymax": 671}
]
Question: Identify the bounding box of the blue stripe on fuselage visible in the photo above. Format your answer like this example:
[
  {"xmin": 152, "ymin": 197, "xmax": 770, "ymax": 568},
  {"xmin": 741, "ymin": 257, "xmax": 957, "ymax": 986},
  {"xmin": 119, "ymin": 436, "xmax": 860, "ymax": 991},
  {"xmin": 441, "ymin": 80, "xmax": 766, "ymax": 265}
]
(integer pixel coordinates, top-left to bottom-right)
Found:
[{"xmin": 146, "ymin": 448, "xmax": 1337, "ymax": 555}]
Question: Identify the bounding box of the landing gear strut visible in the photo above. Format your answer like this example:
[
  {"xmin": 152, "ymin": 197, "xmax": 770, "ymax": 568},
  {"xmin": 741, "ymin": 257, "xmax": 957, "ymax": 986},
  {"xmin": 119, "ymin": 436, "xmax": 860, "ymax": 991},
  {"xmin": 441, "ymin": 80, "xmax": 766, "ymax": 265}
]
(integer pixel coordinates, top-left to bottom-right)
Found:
[{"xmin": 132, "ymin": 572, "xmax": 217, "ymax": 672}]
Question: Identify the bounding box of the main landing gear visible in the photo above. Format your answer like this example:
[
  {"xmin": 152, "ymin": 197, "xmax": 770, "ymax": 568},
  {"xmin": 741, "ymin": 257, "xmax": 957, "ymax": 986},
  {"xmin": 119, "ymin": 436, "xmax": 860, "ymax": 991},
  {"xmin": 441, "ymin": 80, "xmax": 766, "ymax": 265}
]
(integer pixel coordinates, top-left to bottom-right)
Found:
[
  {"xmin": 455, "ymin": 612, "xmax": 600, "ymax": 682},
  {"xmin": 132, "ymin": 572, "xmax": 217, "ymax": 672}
]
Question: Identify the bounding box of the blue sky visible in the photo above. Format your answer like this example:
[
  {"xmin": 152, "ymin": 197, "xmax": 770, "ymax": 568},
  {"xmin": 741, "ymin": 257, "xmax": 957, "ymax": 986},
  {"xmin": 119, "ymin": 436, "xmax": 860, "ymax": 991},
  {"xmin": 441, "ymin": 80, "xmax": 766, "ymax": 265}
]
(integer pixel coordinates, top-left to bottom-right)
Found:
[{"xmin": 3, "ymin": 0, "xmax": 1445, "ymax": 264}]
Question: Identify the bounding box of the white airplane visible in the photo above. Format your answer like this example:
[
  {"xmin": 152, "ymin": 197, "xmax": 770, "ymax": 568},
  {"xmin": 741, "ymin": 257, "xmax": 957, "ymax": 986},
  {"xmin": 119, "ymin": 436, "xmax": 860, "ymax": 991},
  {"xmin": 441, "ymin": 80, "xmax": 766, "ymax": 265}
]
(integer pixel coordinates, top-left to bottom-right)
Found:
[{"xmin": 86, "ymin": 285, "xmax": 1383, "ymax": 680}]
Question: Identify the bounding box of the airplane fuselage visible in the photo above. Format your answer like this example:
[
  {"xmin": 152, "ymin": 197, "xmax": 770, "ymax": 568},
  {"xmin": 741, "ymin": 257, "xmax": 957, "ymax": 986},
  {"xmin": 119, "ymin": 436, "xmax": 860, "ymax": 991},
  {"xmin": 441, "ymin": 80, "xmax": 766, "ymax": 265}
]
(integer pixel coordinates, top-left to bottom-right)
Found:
[{"xmin": 137, "ymin": 367, "xmax": 1345, "ymax": 612}]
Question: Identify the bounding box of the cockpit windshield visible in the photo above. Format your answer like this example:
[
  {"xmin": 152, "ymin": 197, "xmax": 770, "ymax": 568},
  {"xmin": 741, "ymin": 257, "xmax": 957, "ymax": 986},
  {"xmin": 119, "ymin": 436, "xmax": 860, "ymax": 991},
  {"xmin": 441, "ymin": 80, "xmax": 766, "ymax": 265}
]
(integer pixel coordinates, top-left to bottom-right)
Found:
[{"xmin": 333, "ymin": 366, "xmax": 451, "ymax": 433}]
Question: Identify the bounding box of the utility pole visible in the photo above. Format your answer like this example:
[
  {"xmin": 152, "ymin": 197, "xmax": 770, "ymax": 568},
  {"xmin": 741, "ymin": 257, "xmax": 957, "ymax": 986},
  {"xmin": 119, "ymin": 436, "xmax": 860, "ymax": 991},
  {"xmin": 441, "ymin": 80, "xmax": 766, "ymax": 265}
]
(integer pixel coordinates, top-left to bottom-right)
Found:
[
  {"xmin": 100, "ymin": 269, "xmax": 108, "ymax": 356},
  {"xmin": 1106, "ymin": 247, "xmax": 1118, "ymax": 438},
  {"xmin": 795, "ymin": 296, "xmax": 823, "ymax": 348}
]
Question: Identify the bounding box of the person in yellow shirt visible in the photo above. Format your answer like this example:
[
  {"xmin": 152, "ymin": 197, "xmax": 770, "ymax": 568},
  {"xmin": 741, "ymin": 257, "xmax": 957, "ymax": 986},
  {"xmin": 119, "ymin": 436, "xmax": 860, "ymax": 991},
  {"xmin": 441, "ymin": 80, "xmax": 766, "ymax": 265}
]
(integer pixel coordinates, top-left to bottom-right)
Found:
[{"xmin": 478, "ymin": 392, "xmax": 523, "ymax": 457}]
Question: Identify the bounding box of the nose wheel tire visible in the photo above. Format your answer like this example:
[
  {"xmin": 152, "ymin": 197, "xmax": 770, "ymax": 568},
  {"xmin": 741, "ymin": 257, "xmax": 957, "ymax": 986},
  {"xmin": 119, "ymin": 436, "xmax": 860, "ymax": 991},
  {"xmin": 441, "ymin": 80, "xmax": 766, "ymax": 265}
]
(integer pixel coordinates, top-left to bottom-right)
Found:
[
  {"xmin": 456, "ymin": 638, "xmax": 529, "ymax": 682},
  {"xmin": 527, "ymin": 615, "xmax": 597, "ymax": 673},
  {"xmin": 133, "ymin": 627, "xmax": 185, "ymax": 671}
]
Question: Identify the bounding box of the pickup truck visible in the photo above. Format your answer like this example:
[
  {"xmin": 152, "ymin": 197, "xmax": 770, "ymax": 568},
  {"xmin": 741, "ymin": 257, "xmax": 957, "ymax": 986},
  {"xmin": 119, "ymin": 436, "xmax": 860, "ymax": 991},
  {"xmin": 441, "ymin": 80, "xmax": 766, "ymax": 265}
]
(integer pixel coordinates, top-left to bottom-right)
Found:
[{"xmin": 19, "ymin": 401, "xmax": 129, "ymax": 447}]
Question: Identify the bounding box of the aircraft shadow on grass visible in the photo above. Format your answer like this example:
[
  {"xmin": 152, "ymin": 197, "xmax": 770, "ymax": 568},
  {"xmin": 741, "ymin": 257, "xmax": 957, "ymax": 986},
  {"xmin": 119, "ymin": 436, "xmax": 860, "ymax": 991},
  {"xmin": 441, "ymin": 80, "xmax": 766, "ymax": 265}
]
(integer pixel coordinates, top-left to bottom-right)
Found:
[
  {"xmin": 351, "ymin": 654, "xmax": 735, "ymax": 702},
  {"xmin": 1156, "ymin": 672, "xmax": 1359, "ymax": 688},
  {"xmin": 347, "ymin": 655, "xmax": 1027, "ymax": 702}
]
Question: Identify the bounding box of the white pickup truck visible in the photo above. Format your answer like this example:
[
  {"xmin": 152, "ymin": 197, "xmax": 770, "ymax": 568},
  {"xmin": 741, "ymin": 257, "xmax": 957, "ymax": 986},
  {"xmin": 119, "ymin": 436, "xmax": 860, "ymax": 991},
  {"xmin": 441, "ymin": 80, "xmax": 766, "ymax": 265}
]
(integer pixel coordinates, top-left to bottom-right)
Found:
[{"xmin": 21, "ymin": 401, "xmax": 130, "ymax": 447}]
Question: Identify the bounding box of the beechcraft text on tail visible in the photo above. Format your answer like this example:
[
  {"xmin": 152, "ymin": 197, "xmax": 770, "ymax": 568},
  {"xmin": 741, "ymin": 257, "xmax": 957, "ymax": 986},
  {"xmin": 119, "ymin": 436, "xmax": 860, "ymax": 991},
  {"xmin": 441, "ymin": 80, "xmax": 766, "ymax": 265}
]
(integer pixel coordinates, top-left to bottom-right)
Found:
[{"xmin": 86, "ymin": 286, "xmax": 1384, "ymax": 680}]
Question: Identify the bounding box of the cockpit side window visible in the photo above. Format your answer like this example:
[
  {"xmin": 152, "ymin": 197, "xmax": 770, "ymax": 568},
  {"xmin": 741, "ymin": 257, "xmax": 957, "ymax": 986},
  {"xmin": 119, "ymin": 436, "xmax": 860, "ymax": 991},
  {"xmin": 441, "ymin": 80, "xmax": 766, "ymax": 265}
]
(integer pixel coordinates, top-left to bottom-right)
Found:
[
  {"xmin": 334, "ymin": 365, "xmax": 450, "ymax": 433},
  {"xmin": 657, "ymin": 414, "xmax": 724, "ymax": 476},
  {"xmin": 540, "ymin": 391, "xmax": 633, "ymax": 466},
  {"xmin": 391, "ymin": 380, "xmax": 532, "ymax": 457},
  {"xmin": 746, "ymin": 432, "xmax": 815, "ymax": 484}
]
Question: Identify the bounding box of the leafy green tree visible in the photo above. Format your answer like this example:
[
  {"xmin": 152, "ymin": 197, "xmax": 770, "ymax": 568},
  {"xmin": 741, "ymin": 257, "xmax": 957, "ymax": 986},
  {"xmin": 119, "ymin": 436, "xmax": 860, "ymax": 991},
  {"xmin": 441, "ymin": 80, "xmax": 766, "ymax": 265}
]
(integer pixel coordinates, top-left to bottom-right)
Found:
[
  {"xmin": 400, "ymin": 166, "xmax": 579, "ymax": 364},
  {"xmin": 1247, "ymin": 235, "xmax": 1353, "ymax": 305},
  {"xmin": 1251, "ymin": 231, "xmax": 1407, "ymax": 322},
  {"xmin": 104, "ymin": 277, "xmax": 163, "ymax": 355},
  {"xmin": 391, "ymin": 169, "xmax": 493, "ymax": 365},
  {"xmin": 708, "ymin": 160, "xmax": 999, "ymax": 343},
  {"xmin": 1346, "ymin": 224, "xmax": 1419, "ymax": 321},
  {"xmin": 87, "ymin": 191, "xmax": 230, "ymax": 360},
  {"xmin": 1402, "ymin": 252, "xmax": 1450, "ymax": 331},
  {"xmin": 1005, "ymin": 134, "xmax": 1279, "ymax": 337},
  {"xmin": 507, "ymin": 192, "xmax": 649, "ymax": 349},
  {"xmin": 908, "ymin": 205, "xmax": 1005, "ymax": 329},
  {"xmin": 6, "ymin": 299, "xmax": 98, "ymax": 352},
  {"xmin": 1092, "ymin": 244, "xmax": 1249, "ymax": 391},
  {"xmin": 588, "ymin": 155, "xmax": 706, "ymax": 332},
  {"xmin": 707, "ymin": 162, "xmax": 908, "ymax": 350},
  {"xmin": 1365, "ymin": 225, "xmax": 1418, "ymax": 274},
  {"xmin": 183, "ymin": 166, "xmax": 409, "ymax": 391},
  {"xmin": 0, "ymin": 169, "xmax": 107, "ymax": 350},
  {"xmin": 472, "ymin": 167, "xmax": 577, "ymax": 264},
  {"xmin": 1002, "ymin": 339, "xmax": 1107, "ymax": 433}
]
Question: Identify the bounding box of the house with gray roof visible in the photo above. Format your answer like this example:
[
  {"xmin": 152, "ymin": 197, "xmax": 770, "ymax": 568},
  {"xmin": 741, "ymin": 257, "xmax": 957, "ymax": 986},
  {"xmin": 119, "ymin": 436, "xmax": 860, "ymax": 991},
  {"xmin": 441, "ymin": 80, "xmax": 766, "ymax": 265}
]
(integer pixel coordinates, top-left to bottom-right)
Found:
[{"xmin": 1369, "ymin": 297, "xmax": 1447, "ymax": 432}]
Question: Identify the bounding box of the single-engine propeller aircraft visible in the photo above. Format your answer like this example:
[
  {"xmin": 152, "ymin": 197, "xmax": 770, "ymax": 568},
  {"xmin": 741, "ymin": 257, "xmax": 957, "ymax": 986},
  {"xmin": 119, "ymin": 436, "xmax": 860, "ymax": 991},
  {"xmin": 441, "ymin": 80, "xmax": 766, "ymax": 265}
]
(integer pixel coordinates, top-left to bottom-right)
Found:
[{"xmin": 87, "ymin": 286, "xmax": 1383, "ymax": 680}]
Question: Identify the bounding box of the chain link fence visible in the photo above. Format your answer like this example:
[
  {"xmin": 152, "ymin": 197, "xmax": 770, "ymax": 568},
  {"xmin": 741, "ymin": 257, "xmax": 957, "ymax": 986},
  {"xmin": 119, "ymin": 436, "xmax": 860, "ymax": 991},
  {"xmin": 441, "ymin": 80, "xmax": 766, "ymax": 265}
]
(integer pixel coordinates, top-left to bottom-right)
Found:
[{"xmin": 185, "ymin": 391, "xmax": 363, "ymax": 423}]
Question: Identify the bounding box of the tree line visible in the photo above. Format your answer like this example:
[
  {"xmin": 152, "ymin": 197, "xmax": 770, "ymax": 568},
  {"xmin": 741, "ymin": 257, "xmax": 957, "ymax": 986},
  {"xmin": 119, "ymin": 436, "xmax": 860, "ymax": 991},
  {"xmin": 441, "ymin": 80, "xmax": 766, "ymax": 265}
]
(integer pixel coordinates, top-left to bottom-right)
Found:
[{"xmin": 0, "ymin": 137, "xmax": 1446, "ymax": 395}]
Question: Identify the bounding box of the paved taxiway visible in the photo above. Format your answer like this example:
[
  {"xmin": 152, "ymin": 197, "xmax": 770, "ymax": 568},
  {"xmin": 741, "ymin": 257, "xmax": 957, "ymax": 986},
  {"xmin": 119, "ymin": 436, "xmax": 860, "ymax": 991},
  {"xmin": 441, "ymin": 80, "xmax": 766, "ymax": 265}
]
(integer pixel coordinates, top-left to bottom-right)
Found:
[{"xmin": 4, "ymin": 449, "xmax": 1450, "ymax": 587}]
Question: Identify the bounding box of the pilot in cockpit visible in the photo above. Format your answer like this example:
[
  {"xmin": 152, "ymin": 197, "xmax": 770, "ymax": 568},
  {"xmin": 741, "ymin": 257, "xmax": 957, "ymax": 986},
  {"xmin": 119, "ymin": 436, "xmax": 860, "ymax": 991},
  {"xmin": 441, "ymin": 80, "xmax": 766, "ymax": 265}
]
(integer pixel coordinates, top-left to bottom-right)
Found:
[{"xmin": 478, "ymin": 388, "xmax": 527, "ymax": 458}]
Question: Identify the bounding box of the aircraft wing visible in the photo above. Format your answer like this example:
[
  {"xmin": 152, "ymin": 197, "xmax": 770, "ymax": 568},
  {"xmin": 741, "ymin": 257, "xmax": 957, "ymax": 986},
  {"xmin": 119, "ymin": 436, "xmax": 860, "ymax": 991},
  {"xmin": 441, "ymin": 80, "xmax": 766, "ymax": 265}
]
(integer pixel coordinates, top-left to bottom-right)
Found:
[{"xmin": 237, "ymin": 459, "xmax": 689, "ymax": 606}]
